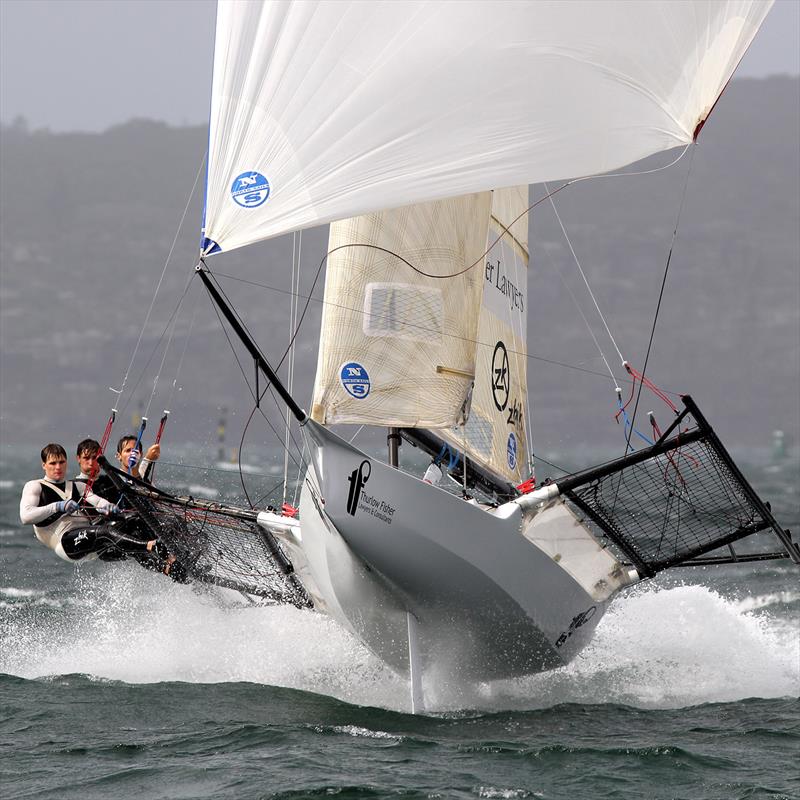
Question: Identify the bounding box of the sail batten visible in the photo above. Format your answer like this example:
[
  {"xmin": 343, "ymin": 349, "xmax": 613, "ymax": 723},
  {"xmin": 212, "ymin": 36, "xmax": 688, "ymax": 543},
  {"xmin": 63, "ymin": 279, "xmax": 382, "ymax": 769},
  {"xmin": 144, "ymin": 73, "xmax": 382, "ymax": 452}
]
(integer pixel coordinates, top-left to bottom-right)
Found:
[{"xmin": 203, "ymin": 0, "xmax": 772, "ymax": 253}]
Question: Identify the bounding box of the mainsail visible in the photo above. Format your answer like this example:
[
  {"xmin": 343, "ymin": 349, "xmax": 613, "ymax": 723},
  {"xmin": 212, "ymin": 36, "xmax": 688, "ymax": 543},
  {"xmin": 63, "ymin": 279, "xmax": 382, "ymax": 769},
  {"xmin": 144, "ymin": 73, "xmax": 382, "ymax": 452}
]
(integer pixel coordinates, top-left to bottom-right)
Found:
[
  {"xmin": 202, "ymin": 0, "xmax": 772, "ymax": 254},
  {"xmin": 310, "ymin": 192, "xmax": 492, "ymax": 428},
  {"xmin": 437, "ymin": 187, "xmax": 530, "ymax": 485}
]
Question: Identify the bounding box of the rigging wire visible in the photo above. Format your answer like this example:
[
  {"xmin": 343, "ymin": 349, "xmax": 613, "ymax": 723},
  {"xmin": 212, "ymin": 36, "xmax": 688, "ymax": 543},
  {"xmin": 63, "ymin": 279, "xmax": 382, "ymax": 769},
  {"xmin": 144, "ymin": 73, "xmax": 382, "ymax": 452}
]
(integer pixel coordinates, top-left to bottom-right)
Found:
[
  {"xmin": 196, "ymin": 143, "xmax": 695, "ymax": 504},
  {"xmin": 201, "ymin": 270, "xmax": 311, "ymax": 507},
  {"xmin": 625, "ymin": 144, "xmax": 698, "ymax": 448},
  {"xmin": 544, "ymin": 181, "xmax": 624, "ymax": 379},
  {"xmin": 209, "ymin": 268, "xmax": 685, "ymax": 399},
  {"xmin": 206, "ymin": 292, "xmax": 306, "ymax": 507},
  {"xmin": 112, "ymin": 152, "xmax": 207, "ymax": 419}
]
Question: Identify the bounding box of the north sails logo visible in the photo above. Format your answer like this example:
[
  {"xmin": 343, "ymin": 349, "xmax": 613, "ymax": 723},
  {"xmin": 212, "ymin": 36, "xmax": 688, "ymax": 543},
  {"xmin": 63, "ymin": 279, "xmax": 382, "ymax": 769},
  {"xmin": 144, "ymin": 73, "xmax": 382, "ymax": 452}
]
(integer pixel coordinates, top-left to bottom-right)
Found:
[{"xmin": 346, "ymin": 460, "xmax": 371, "ymax": 516}]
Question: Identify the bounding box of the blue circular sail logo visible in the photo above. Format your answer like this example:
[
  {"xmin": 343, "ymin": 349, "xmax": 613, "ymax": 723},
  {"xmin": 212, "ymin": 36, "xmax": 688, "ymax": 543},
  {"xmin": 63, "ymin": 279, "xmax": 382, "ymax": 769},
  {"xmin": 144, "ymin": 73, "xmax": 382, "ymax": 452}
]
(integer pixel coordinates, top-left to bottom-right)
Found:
[
  {"xmin": 507, "ymin": 432, "xmax": 518, "ymax": 470},
  {"xmin": 340, "ymin": 362, "xmax": 370, "ymax": 399},
  {"xmin": 231, "ymin": 171, "xmax": 270, "ymax": 208}
]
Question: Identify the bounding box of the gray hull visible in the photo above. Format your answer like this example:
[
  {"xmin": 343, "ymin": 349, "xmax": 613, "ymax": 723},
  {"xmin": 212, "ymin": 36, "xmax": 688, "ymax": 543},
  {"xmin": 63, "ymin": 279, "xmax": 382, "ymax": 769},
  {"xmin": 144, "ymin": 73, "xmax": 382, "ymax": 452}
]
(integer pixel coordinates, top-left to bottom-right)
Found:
[{"xmin": 290, "ymin": 420, "xmax": 635, "ymax": 681}]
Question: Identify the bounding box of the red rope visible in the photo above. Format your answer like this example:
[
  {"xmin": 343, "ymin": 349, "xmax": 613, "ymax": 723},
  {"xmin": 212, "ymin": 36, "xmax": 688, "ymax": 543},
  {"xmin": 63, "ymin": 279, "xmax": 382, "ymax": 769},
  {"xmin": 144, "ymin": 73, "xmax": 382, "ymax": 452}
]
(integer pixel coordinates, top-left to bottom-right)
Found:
[
  {"xmin": 281, "ymin": 502, "xmax": 299, "ymax": 518},
  {"xmin": 624, "ymin": 362, "xmax": 678, "ymax": 413},
  {"xmin": 516, "ymin": 477, "xmax": 536, "ymax": 494},
  {"xmin": 81, "ymin": 410, "xmax": 116, "ymax": 501}
]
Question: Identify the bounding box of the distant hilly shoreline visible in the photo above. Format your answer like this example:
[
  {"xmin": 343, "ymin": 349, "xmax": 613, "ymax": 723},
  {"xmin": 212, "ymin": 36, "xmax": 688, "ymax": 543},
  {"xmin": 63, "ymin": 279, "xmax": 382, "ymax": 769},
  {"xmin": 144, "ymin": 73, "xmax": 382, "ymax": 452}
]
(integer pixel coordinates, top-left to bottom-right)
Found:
[{"xmin": 0, "ymin": 76, "xmax": 797, "ymax": 457}]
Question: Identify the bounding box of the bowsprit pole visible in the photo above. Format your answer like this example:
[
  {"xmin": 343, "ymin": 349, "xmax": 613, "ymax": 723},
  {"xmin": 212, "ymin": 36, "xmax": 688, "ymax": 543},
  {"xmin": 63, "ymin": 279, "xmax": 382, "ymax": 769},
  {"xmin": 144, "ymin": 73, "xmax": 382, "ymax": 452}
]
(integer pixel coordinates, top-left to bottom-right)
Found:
[{"xmin": 196, "ymin": 263, "xmax": 307, "ymax": 424}]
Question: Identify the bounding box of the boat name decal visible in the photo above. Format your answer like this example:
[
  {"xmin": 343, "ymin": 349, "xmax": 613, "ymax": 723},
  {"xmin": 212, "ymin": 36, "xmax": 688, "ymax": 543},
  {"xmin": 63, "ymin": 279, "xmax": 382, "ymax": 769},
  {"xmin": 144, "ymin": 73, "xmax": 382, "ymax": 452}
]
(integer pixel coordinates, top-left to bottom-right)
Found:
[
  {"xmin": 555, "ymin": 605, "xmax": 597, "ymax": 648},
  {"xmin": 345, "ymin": 459, "xmax": 395, "ymax": 524},
  {"xmin": 340, "ymin": 362, "xmax": 371, "ymax": 399},
  {"xmin": 355, "ymin": 491, "xmax": 396, "ymax": 525},
  {"xmin": 230, "ymin": 171, "xmax": 271, "ymax": 208},
  {"xmin": 346, "ymin": 460, "xmax": 371, "ymax": 515}
]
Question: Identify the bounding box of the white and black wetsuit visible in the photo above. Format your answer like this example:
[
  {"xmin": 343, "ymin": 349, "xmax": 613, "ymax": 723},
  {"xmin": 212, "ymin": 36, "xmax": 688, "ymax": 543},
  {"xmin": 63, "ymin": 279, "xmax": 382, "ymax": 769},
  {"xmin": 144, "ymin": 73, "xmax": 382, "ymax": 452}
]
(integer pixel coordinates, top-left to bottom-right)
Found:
[{"xmin": 19, "ymin": 478, "xmax": 154, "ymax": 563}]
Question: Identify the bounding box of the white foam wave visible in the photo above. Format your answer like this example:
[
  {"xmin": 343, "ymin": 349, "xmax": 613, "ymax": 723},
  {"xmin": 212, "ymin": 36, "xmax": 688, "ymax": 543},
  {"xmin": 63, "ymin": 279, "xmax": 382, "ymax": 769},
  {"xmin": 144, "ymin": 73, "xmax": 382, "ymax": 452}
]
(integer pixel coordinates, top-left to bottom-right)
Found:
[
  {"xmin": 0, "ymin": 566, "xmax": 407, "ymax": 708},
  {"xmin": 474, "ymin": 584, "xmax": 800, "ymax": 711},
  {"xmin": 0, "ymin": 529, "xmax": 20, "ymax": 538},
  {"xmin": 326, "ymin": 725, "xmax": 400, "ymax": 740},
  {"xmin": 0, "ymin": 479, "xmax": 15, "ymax": 489},
  {"xmin": 1, "ymin": 573, "xmax": 797, "ymax": 712},
  {"xmin": 1, "ymin": 587, "xmax": 41, "ymax": 598},
  {"xmin": 731, "ymin": 591, "xmax": 800, "ymax": 612}
]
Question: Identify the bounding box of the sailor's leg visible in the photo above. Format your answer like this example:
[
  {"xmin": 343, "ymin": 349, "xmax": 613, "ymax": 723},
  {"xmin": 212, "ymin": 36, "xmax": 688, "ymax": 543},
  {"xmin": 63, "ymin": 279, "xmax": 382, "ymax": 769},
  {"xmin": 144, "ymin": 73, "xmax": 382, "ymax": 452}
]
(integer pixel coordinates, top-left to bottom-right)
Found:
[{"xmin": 60, "ymin": 523, "xmax": 154, "ymax": 561}]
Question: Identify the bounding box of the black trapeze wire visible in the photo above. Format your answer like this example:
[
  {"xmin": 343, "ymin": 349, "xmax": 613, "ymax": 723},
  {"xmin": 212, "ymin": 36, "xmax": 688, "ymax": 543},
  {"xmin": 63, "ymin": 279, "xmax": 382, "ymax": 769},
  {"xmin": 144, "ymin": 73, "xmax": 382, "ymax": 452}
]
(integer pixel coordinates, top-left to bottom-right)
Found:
[{"xmin": 625, "ymin": 143, "xmax": 697, "ymax": 449}]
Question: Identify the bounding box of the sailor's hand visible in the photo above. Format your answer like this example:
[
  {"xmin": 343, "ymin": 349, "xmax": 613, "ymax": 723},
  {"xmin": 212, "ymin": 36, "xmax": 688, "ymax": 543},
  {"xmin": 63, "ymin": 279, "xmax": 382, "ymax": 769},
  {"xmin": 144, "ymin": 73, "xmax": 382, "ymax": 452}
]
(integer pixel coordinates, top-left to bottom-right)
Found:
[
  {"xmin": 144, "ymin": 443, "xmax": 160, "ymax": 462},
  {"xmin": 57, "ymin": 499, "xmax": 79, "ymax": 514},
  {"xmin": 127, "ymin": 449, "xmax": 141, "ymax": 470},
  {"xmin": 102, "ymin": 503, "xmax": 121, "ymax": 517}
]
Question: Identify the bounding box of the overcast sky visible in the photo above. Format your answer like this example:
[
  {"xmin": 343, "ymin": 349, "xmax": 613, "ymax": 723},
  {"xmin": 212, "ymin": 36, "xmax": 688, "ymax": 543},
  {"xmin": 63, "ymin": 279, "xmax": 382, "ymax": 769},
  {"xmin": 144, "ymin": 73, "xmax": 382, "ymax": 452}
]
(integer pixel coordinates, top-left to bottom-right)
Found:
[{"xmin": 1, "ymin": 0, "xmax": 799, "ymax": 133}]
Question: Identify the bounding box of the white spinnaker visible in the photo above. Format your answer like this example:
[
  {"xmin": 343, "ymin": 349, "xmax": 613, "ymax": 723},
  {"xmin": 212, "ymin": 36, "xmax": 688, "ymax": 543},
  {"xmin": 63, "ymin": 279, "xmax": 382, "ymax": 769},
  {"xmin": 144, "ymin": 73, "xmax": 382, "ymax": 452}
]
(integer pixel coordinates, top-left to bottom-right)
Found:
[
  {"xmin": 439, "ymin": 187, "xmax": 530, "ymax": 485},
  {"xmin": 310, "ymin": 192, "xmax": 492, "ymax": 428},
  {"xmin": 202, "ymin": 0, "xmax": 772, "ymax": 254}
]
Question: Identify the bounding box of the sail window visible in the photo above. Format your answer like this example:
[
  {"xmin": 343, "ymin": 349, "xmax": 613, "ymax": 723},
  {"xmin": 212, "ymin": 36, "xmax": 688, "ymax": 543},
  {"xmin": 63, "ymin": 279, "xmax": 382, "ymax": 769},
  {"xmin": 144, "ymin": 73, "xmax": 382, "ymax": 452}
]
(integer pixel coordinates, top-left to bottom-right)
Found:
[{"xmin": 363, "ymin": 283, "xmax": 443, "ymax": 343}]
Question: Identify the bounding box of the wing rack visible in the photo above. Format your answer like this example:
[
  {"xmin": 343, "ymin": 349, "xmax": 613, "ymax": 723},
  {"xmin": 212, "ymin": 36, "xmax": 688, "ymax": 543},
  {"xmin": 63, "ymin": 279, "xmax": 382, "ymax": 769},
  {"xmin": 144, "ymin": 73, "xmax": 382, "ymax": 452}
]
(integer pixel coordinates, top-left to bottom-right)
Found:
[
  {"xmin": 98, "ymin": 459, "xmax": 312, "ymax": 608},
  {"xmin": 554, "ymin": 395, "xmax": 799, "ymax": 578}
]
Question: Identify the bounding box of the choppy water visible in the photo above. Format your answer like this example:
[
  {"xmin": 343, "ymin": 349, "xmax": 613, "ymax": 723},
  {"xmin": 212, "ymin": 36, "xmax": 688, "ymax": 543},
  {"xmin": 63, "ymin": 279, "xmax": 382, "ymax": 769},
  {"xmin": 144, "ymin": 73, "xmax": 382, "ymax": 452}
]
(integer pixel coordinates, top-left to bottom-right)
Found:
[{"xmin": 1, "ymin": 451, "xmax": 798, "ymax": 799}]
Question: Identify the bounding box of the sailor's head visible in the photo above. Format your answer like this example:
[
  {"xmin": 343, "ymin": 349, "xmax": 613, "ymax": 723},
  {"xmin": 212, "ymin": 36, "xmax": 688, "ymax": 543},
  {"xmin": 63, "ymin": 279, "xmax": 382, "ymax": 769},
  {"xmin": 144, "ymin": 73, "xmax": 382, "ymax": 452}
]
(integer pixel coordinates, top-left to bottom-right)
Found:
[
  {"xmin": 115, "ymin": 435, "xmax": 140, "ymax": 469},
  {"xmin": 76, "ymin": 438, "xmax": 101, "ymax": 479},
  {"xmin": 41, "ymin": 443, "xmax": 67, "ymax": 482}
]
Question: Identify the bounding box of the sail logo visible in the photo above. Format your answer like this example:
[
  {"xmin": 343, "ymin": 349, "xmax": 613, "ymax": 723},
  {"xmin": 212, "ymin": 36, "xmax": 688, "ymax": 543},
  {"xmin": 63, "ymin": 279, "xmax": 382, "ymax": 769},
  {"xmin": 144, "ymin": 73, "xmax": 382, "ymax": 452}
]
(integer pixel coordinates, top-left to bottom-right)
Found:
[
  {"xmin": 231, "ymin": 171, "xmax": 271, "ymax": 208},
  {"xmin": 491, "ymin": 341, "xmax": 510, "ymax": 411},
  {"xmin": 340, "ymin": 362, "xmax": 371, "ymax": 399},
  {"xmin": 507, "ymin": 432, "xmax": 517, "ymax": 470},
  {"xmin": 346, "ymin": 459, "xmax": 371, "ymax": 516}
]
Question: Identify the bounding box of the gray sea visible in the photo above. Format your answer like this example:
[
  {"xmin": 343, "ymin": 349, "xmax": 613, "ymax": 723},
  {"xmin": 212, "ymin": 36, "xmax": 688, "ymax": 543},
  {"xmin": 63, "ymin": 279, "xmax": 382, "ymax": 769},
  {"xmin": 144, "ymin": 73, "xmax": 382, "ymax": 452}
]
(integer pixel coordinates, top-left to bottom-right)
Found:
[{"xmin": 1, "ymin": 449, "xmax": 798, "ymax": 800}]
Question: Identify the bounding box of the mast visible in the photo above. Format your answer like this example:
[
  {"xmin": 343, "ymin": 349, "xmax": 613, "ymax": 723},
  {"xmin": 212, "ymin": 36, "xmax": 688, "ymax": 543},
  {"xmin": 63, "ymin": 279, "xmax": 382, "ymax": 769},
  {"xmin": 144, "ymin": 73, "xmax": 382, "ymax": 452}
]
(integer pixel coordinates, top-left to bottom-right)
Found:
[{"xmin": 387, "ymin": 427, "xmax": 401, "ymax": 468}]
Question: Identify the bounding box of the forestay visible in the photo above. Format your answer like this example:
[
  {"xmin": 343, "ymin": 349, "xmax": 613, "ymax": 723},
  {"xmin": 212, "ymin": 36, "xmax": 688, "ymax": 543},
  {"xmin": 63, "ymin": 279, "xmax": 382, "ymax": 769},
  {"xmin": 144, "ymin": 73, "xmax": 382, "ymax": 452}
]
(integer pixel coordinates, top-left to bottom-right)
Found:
[{"xmin": 202, "ymin": 0, "xmax": 772, "ymax": 254}]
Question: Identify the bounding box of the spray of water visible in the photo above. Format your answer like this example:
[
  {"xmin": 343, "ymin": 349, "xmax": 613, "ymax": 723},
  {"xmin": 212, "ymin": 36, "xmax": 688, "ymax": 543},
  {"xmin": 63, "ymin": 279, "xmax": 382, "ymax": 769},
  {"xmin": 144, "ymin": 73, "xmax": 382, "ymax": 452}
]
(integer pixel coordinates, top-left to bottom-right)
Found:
[{"xmin": 1, "ymin": 568, "xmax": 797, "ymax": 712}]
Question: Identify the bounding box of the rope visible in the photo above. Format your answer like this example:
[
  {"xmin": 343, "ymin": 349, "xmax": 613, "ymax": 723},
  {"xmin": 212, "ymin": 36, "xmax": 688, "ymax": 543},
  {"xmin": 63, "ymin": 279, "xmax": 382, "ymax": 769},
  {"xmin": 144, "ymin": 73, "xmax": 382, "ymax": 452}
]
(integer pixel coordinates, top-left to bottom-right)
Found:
[
  {"xmin": 544, "ymin": 181, "xmax": 625, "ymax": 373},
  {"xmin": 110, "ymin": 152, "xmax": 206, "ymax": 417},
  {"xmin": 209, "ymin": 269, "xmax": 682, "ymax": 397},
  {"xmin": 625, "ymin": 144, "xmax": 697, "ymax": 449}
]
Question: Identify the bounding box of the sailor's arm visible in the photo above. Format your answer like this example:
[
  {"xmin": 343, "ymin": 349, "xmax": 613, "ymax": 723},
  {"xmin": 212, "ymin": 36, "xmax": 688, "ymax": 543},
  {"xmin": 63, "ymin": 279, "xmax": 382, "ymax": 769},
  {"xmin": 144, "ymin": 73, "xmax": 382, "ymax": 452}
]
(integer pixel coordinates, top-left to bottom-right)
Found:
[
  {"xmin": 139, "ymin": 443, "xmax": 160, "ymax": 483},
  {"xmin": 19, "ymin": 480, "xmax": 58, "ymax": 525},
  {"xmin": 83, "ymin": 490, "xmax": 116, "ymax": 515}
]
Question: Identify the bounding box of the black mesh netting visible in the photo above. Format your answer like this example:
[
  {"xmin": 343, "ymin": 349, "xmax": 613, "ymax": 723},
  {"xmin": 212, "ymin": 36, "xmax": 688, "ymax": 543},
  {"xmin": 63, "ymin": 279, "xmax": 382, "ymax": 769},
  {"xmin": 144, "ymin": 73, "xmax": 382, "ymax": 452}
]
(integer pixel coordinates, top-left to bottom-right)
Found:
[
  {"xmin": 102, "ymin": 467, "xmax": 312, "ymax": 607},
  {"xmin": 561, "ymin": 398, "xmax": 792, "ymax": 577}
]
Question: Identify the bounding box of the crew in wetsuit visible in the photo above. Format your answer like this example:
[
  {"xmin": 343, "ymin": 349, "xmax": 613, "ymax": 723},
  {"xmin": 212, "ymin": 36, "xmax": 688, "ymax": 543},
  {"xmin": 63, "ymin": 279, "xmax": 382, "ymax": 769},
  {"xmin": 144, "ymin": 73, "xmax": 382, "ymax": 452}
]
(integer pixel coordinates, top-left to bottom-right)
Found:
[
  {"xmin": 20, "ymin": 443, "xmax": 163, "ymax": 563},
  {"xmin": 89, "ymin": 434, "xmax": 160, "ymax": 503},
  {"xmin": 84, "ymin": 435, "xmax": 188, "ymax": 582}
]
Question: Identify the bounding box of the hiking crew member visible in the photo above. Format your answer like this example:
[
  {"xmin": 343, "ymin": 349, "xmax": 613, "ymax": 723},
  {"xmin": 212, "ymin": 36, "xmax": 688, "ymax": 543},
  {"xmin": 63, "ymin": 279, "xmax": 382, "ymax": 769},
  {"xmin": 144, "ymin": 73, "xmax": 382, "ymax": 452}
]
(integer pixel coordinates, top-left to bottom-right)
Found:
[{"xmin": 20, "ymin": 443, "xmax": 164, "ymax": 563}]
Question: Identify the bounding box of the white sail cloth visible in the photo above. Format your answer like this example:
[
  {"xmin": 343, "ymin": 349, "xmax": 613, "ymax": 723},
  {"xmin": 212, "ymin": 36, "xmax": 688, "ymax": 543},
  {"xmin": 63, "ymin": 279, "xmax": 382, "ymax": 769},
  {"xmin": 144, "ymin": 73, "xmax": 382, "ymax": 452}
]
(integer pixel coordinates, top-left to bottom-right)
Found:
[
  {"xmin": 437, "ymin": 187, "xmax": 531, "ymax": 485},
  {"xmin": 202, "ymin": 0, "xmax": 772, "ymax": 254},
  {"xmin": 311, "ymin": 192, "xmax": 492, "ymax": 428}
]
